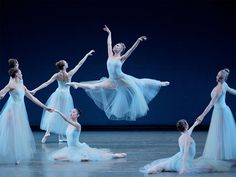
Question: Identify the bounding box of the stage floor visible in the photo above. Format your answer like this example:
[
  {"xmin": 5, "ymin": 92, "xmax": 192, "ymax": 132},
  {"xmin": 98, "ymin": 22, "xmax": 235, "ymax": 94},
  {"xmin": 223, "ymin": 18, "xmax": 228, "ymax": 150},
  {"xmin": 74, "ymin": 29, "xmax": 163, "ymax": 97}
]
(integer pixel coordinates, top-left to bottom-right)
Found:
[{"xmin": 0, "ymin": 131, "xmax": 235, "ymax": 177}]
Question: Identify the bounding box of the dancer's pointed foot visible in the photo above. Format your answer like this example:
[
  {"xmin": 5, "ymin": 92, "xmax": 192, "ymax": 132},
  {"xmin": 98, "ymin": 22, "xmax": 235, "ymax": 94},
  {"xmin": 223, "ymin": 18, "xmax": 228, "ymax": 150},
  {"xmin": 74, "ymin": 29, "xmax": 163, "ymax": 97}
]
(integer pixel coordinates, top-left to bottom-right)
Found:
[
  {"xmin": 58, "ymin": 135, "xmax": 67, "ymax": 143},
  {"xmin": 41, "ymin": 132, "xmax": 50, "ymax": 144},
  {"xmin": 58, "ymin": 134, "xmax": 67, "ymax": 143},
  {"xmin": 113, "ymin": 153, "xmax": 127, "ymax": 158},
  {"xmin": 160, "ymin": 81, "xmax": 170, "ymax": 87},
  {"xmin": 147, "ymin": 166, "xmax": 163, "ymax": 174}
]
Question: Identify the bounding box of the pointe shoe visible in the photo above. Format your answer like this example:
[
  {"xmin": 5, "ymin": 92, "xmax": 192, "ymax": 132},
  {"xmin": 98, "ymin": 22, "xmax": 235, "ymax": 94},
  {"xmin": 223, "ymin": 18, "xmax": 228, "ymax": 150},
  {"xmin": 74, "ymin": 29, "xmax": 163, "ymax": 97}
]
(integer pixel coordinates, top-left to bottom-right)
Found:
[
  {"xmin": 121, "ymin": 153, "xmax": 127, "ymax": 157},
  {"xmin": 58, "ymin": 135, "xmax": 67, "ymax": 143},
  {"xmin": 148, "ymin": 167, "xmax": 162, "ymax": 174},
  {"xmin": 161, "ymin": 81, "xmax": 170, "ymax": 87},
  {"xmin": 58, "ymin": 137, "xmax": 63, "ymax": 143},
  {"xmin": 61, "ymin": 135, "xmax": 67, "ymax": 142},
  {"xmin": 62, "ymin": 137, "xmax": 67, "ymax": 142},
  {"xmin": 148, "ymin": 168, "xmax": 157, "ymax": 174},
  {"xmin": 118, "ymin": 153, "xmax": 127, "ymax": 158},
  {"xmin": 41, "ymin": 132, "xmax": 50, "ymax": 143},
  {"xmin": 114, "ymin": 153, "xmax": 127, "ymax": 158}
]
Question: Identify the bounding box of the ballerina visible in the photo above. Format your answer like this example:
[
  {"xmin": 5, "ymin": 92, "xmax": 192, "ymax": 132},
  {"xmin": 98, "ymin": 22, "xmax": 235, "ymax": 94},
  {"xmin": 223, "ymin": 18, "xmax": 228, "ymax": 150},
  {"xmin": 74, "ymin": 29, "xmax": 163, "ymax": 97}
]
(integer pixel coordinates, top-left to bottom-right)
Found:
[
  {"xmin": 30, "ymin": 50, "xmax": 94, "ymax": 143},
  {"xmin": 196, "ymin": 68, "xmax": 236, "ymax": 160},
  {"xmin": 8, "ymin": 58, "xmax": 23, "ymax": 83},
  {"xmin": 68, "ymin": 25, "xmax": 170, "ymax": 121},
  {"xmin": 0, "ymin": 68, "xmax": 53, "ymax": 164},
  {"xmin": 51, "ymin": 108, "xmax": 127, "ymax": 161},
  {"xmin": 8, "ymin": 58, "xmax": 19, "ymax": 69},
  {"xmin": 140, "ymin": 119, "xmax": 231, "ymax": 175}
]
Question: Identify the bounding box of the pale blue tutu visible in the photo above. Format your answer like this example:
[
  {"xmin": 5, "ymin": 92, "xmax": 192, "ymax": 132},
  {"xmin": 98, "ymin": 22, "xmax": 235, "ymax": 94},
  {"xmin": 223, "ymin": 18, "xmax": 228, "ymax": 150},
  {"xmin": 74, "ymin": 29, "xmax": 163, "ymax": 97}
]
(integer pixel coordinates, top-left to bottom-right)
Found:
[
  {"xmin": 0, "ymin": 88, "xmax": 35, "ymax": 163},
  {"xmin": 203, "ymin": 82, "xmax": 236, "ymax": 160},
  {"xmin": 40, "ymin": 80, "xmax": 74, "ymax": 135},
  {"xmin": 83, "ymin": 59, "xmax": 161, "ymax": 121},
  {"xmin": 51, "ymin": 127, "xmax": 124, "ymax": 161},
  {"xmin": 51, "ymin": 142, "xmax": 115, "ymax": 161},
  {"xmin": 140, "ymin": 138, "xmax": 231, "ymax": 174}
]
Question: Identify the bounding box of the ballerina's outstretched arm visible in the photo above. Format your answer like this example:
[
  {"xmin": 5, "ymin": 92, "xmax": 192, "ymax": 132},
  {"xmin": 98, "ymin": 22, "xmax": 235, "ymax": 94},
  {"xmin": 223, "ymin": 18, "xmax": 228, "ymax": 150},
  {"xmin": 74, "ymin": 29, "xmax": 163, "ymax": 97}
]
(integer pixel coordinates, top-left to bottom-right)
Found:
[
  {"xmin": 179, "ymin": 120, "xmax": 199, "ymax": 175},
  {"xmin": 0, "ymin": 84, "xmax": 11, "ymax": 100},
  {"xmin": 30, "ymin": 74, "xmax": 57, "ymax": 95},
  {"xmin": 179, "ymin": 134, "xmax": 191, "ymax": 175},
  {"xmin": 121, "ymin": 36, "xmax": 147, "ymax": 63},
  {"xmin": 187, "ymin": 121, "xmax": 199, "ymax": 136},
  {"xmin": 54, "ymin": 109, "xmax": 81, "ymax": 130},
  {"xmin": 68, "ymin": 50, "xmax": 95, "ymax": 77},
  {"xmin": 103, "ymin": 25, "xmax": 113, "ymax": 58},
  {"xmin": 25, "ymin": 87, "xmax": 54, "ymax": 112},
  {"xmin": 196, "ymin": 84, "xmax": 222, "ymax": 123},
  {"xmin": 226, "ymin": 84, "xmax": 236, "ymax": 95}
]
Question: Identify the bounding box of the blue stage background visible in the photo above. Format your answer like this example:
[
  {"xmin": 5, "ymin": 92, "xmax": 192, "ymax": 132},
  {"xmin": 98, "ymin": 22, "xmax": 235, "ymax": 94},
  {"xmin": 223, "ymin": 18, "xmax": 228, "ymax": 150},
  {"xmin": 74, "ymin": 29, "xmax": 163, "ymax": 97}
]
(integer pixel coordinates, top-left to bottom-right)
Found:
[{"xmin": 0, "ymin": 0, "xmax": 235, "ymax": 127}]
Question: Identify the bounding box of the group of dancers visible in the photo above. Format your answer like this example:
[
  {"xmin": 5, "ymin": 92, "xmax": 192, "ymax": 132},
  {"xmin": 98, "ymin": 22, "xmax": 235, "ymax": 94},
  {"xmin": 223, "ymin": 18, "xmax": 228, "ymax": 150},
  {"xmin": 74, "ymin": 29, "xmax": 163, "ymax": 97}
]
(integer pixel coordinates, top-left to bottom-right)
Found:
[{"xmin": 0, "ymin": 25, "xmax": 236, "ymax": 175}]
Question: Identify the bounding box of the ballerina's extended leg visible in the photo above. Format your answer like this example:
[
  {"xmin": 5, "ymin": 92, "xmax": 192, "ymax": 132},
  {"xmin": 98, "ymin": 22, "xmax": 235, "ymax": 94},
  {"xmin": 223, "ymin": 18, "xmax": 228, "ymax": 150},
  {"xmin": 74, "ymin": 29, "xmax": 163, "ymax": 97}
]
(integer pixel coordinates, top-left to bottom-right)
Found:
[{"xmin": 67, "ymin": 80, "xmax": 115, "ymax": 90}]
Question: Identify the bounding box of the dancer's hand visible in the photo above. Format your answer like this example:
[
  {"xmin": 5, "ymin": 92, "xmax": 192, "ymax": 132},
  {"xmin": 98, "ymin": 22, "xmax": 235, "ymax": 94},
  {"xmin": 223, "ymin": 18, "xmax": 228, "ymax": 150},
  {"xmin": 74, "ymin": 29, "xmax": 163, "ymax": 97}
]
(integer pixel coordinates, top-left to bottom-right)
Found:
[
  {"xmin": 196, "ymin": 115, "xmax": 203, "ymax": 124},
  {"xmin": 138, "ymin": 36, "xmax": 147, "ymax": 41},
  {"xmin": 53, "ymin": 109, "xmax": 59, "ymax": 113},
  {"xmin": 30, "ymin": 90, "xmax": 36, "ymax": 95},
  {"xmin": 66, "ymin": 82, "xmax": 79, "ymax": 89},
  {"xmin": 86, "ymin": 50, "xmax": 95, "ymax": 57},
  {"xmin": 179, "ymin": 168, "xmax": 186, "ymax": 175},
  {"xmin": 103, "ymin": 25, "xmax": 111, "ymax": 34},
  {"xmin": 46, "ymin": 107, "xmax": 55, "ymax": 112}
]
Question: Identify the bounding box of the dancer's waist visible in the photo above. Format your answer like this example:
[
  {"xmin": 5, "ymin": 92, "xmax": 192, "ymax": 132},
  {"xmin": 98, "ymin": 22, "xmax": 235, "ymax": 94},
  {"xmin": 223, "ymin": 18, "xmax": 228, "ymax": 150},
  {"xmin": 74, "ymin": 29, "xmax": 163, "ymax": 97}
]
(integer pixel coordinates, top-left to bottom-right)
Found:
[
  {"xmin": 214, "ymin": 103, "xmax": 227, "ymax": 108},
  {"xmin": 108, "ymin": 73, "xmax": 125, "ymax": 80},
  {"xmin": 56, "ymin": 87, "xmax": 70, "ymax": 91}
]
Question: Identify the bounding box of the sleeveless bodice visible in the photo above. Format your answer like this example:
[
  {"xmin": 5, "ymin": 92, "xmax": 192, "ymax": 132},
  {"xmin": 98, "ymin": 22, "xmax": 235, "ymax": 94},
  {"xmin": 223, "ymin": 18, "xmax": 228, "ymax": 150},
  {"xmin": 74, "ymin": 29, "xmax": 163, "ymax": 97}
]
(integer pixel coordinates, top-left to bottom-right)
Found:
[
  {"xmin": 179, "ymin": 138, "xmax": 196, "ymax": 161},
  {"xmin": 9, "ymin": 88, "xmax": 25, "ymax": 102},
  {"xmin": 84, "ymin": 58, "xmax": 162, "ymax": 121},
  {"xmin": 57, "ymin": 79, "xmax": 71, "ymax": 91},
  {"xmin": 211, "ymin": 82, "xmax": 227, "ymax": 108},
  {"xmin": 106, "ymin": 59, "xmax": 124, "ymax": 79},
  {"xmin": 66, "ymin": 127, "xmax": 81, "ymax": 147}
]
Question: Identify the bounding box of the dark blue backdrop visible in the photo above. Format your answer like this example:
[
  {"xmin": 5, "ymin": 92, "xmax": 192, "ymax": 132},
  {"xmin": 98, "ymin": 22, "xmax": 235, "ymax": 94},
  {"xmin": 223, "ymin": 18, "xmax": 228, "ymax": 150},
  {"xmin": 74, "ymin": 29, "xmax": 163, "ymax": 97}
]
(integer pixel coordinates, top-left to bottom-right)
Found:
[{"xmin": 0, "ymin": 0, "xmax": 235, "ymax": 127}]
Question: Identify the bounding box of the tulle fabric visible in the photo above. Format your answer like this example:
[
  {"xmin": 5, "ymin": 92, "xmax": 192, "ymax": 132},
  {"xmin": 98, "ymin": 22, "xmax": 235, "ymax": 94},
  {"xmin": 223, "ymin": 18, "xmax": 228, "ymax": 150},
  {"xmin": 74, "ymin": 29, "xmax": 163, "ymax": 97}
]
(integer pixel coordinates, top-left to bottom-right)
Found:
[
  {"xmin": 51, "ymin": 143, "xmax": 116, "ymax": 161},
  {"xmin": 140, "ymin": 156, "xmax": 231, "ymax": 174},
  {"xmin": 140, "ymin": 140, "xmax": 231, "ymax": 174},
  {"xmin": 203, "ymin": 82, "xmax": 236, "ymax": 160},
  {"xmin": 40, "ymin": 80, "xmax": 74, "ymax": 135},
  {"xmin": 203, "ymin": 106, "xmax": 236, "ymax": 160},
  {"xmin": 0, "ymin": 88, "xmax": 35, "ymax": 162},
  {"xmin": 83, "ymin": 59, "xmax": 161, "ymax": 121},
  {"xmin": 51, "ymin": 127, "xmax": 124, "ymax": 161}
]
